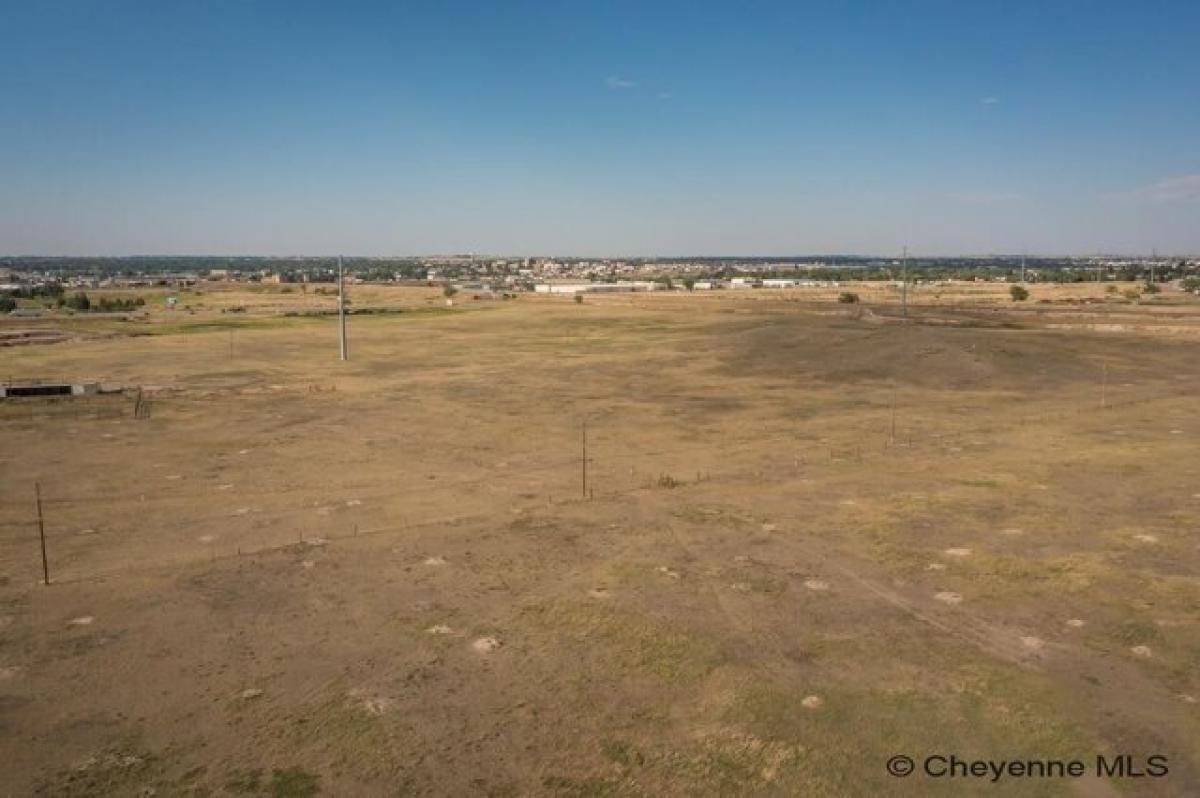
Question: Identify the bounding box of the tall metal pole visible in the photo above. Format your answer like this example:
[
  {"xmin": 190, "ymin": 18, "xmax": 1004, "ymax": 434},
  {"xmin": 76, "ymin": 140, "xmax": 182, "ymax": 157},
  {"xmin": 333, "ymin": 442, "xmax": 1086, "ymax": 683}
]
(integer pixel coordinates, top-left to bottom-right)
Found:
[
  {"xmin": 901, "ymin": 246, "xmax": 908, "ymax": 317},
  {"xmin": 338, "ymin": 256, "xmax": 347, "ymax": 361},
  {"xmin": 35, "ymin": 482, "xmax": 49, "ymax": 585},
  {"xmin": 1020, "ymin": 251, "xmax": 1026, "ymax": 283}
]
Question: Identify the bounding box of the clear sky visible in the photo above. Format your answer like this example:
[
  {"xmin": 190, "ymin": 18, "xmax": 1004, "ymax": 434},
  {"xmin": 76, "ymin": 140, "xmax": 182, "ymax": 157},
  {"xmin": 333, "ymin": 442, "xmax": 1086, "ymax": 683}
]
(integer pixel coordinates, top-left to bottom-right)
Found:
[{"xmin": 2, "ymin": 0, "xmax": 1198, "ymax": 256}]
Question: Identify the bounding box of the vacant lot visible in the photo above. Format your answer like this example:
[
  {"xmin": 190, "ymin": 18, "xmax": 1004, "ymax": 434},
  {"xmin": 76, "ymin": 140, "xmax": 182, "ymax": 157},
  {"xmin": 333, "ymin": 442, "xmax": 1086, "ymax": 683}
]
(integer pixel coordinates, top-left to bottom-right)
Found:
[{"xmin": 2, "ymin": 284, "xmax": 1199, "ymax": 796}]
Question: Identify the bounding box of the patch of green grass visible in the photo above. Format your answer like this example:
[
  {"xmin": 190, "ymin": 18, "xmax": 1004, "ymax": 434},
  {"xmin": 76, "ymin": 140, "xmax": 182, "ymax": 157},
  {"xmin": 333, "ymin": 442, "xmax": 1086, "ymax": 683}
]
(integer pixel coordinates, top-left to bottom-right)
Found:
[
  {"xmin": 540, "ymin": 774, "xmax": 626, "ymax": 797},
  {"xmin": 727, "ymin": 567, "xmax": 788, "ymax": 595},
  {"xmin": 130, "ymin": 315, "xmax": 326, "ymax": 336},
  {"xmin": 845, "ymin": 517, "xmax": 931, "ymax": 574},
  {"xmin": 1113, "ymin": 620, "xmax": 1160, "ymax": 646},
  {"xmin": 295, "ymin": 701, "xmax": 383, "ymax": 744},
  {"xmin": 319, "ymin": 305, "xmax": 464, "ymax": 321},
  {"xmin": 519, "ymin": 600, "xmax": 721, "ymax": 683},
  {"xmin": 33, "ymin": 749, "xmax": 159, "ymax": 797},
  {"xmin": 225, "ymin": 768, "xmax": 263, "ymax": 793},
  {"xmin": 270, "ymin": 767, "xmax": 320, "ymax": 797},
  {"xmin": 959, "ymin": 478, "xmax": 999, "ymax": 489},
  {"xmin": 648, "ymin": 730, "xmax": 800, "ymax": 795},
  {"xmin": 600, "ymin": 738, "xmax": 644, "ymax": 768},
  {"xmin": 673, "ymin": 505, "xmax": 755, "ymax": 527},
  {"xmin": 720, "ymin": 674, "xmax": 1092, "ymax": 796}
]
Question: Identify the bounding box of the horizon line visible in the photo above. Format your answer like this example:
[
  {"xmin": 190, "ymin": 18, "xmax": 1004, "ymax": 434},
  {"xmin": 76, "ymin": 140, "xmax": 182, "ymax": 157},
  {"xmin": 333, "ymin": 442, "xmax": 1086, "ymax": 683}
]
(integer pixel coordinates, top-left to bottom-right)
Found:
[{"xmin": 3, "ymin": 251, "xmax": 1194, "ymax": 261}]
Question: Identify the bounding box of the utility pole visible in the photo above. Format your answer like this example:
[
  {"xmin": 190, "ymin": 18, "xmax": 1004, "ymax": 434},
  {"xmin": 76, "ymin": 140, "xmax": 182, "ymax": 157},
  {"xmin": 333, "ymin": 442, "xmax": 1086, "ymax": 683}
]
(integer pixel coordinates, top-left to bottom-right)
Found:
[
  {"xmin": 35, "ymin": 483, "xmax": 49, "ymax": 585},
  {"xmin": 901, "ymin": 246, "xmax": 908, "ymax": 317},
  {"xmin": 338, "ymin": 256, "xmax": 348, "ymax": 361},
  {"xmin": 1020, "ymin": 251, "xmax": 1027, "ymax": 283}
]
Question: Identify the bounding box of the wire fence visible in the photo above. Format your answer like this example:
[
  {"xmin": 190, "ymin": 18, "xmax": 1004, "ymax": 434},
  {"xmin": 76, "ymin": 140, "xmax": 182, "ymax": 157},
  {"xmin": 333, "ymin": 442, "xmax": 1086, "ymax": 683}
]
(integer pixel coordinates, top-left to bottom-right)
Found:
[{"xmin": 0, "ymin": 379, "xmax": 1194, "ymax": 586}]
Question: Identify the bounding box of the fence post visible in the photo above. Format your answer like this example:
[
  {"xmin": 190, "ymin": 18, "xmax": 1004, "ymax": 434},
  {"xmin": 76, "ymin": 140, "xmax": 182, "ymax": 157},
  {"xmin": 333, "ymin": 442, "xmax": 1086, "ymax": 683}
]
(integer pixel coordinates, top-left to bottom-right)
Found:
[
  {"xmin": 36, "ymin": 482, "xmax": 49, "ymax": 585},
  {"xmin": 581, "ymin": 419, "xmax": 589, "ymax": 499}
]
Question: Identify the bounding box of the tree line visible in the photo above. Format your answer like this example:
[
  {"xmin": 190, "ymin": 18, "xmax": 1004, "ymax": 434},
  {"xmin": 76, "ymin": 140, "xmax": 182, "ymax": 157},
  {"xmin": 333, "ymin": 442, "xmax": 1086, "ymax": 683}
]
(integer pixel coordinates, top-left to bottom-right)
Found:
[{"xmin": 0, "ymin": 289, "xmax": 145, "ymax": 313}]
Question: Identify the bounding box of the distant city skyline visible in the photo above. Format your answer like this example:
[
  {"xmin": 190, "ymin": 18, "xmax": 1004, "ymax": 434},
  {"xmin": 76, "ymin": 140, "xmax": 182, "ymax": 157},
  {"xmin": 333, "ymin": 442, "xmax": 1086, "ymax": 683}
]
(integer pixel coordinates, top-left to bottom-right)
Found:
[{"xmin": 2, "ymin": 1, "xmax": 1198, "ymax": 256}]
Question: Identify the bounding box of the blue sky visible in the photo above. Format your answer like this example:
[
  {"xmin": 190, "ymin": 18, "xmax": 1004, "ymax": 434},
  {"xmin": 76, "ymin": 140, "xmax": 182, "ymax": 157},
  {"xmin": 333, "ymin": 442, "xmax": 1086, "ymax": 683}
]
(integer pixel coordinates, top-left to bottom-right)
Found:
[{"xmin": 2, "ymin": 0, "xmax": 1198, "ymax": 256}]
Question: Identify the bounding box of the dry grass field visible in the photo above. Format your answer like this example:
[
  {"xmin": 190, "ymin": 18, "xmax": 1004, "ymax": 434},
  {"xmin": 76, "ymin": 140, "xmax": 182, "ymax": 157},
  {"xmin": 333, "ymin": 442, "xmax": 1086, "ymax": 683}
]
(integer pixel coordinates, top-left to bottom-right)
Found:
[{"xmin": 2, "ymin": 282, "xmax": 1199, "ymax": 796}]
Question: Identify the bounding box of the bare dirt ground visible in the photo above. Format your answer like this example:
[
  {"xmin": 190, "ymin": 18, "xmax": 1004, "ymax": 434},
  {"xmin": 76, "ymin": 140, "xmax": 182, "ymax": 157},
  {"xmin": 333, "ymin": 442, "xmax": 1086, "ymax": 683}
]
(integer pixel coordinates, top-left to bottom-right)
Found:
[{"xmin": 1, "ymin": 283, "xmax": 1199, "ymax": 796}]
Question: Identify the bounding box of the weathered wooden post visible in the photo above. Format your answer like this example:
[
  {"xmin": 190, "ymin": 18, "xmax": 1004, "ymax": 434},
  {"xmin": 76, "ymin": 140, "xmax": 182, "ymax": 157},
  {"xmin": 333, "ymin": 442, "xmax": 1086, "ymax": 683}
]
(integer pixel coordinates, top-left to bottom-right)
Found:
[{"xmin": 36, "ymin": 482, "xmax": 49, "ymax": 585}]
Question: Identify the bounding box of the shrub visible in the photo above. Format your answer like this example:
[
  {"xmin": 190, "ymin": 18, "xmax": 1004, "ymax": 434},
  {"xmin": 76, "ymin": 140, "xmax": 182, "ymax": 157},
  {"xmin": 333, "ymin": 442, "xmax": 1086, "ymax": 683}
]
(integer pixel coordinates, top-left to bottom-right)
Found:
[
  {"xmin": 1009, "ymin": 285, "xmax": 1029, "ymax": 301},
  {"xmin": 1142, "ymin": 283, "xmax": 1160, "ymax": 294},
  {"xmin": 574, "ymin": 294, "xmax": 583, "ymax": 304},
  {"xmin": 837, "ymin": 292, "xmax": 859, "ymax": 304},
  {"xmin": 0, "ymin": 296, "xmax": 15, "ymax": 313},
  {"xmin": 443, "ymin": 285, "xmax": 458, "ymax": 298},
  {"xmin": 93, "ymin": 296, "xmax": 142, "ymax": 312}
]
